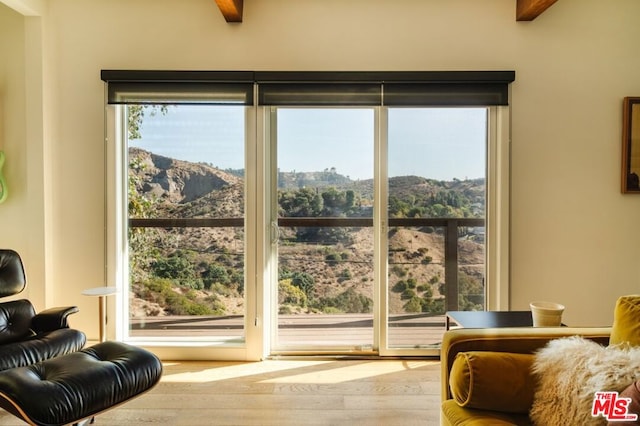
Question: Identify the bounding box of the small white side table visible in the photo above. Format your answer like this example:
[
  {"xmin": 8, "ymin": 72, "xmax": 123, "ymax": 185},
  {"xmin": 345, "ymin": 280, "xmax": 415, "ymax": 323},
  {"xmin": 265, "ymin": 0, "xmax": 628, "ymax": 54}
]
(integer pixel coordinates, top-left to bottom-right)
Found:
[{"xmin": 82, "ymin": 286, "xmax": 118, "ymax": 342}]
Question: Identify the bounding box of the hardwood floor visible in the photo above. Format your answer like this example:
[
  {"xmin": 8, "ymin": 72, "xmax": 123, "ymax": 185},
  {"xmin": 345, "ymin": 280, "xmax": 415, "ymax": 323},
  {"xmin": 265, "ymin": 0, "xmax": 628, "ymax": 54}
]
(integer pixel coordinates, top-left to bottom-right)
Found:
[{"xmin": 0, "ymin": 359, "xmax": 442, "ymax": 425}]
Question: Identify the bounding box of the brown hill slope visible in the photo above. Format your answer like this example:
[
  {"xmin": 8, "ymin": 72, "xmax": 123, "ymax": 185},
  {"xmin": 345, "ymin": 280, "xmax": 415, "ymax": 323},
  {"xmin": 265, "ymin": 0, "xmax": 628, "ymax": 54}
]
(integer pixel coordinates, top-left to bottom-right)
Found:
[{"xmin": 128, "ymin": 148, "xmax": 485, "ymax": 317}]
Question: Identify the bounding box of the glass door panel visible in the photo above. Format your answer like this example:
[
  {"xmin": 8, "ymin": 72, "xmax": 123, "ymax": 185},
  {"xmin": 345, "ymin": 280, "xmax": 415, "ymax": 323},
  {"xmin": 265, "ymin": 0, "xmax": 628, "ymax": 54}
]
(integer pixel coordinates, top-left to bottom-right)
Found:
[
  {"xmin": 273, "ymin": 108, "xmax": 376, "ymax": 352},
  {"xmin": 125, "ymin": 104, "xmax": 246, "ymax": 342},
  {"xmin": 386, "ymin": 108, "xmax": 488, "ymax": 349}
]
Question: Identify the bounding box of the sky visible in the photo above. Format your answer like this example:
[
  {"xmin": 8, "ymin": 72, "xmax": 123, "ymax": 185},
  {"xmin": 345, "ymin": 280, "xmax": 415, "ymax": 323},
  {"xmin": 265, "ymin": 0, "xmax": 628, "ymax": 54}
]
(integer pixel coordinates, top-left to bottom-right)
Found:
[{"xmin": 132, "ymin": 105, "xmax": 487, "ymax": 181}]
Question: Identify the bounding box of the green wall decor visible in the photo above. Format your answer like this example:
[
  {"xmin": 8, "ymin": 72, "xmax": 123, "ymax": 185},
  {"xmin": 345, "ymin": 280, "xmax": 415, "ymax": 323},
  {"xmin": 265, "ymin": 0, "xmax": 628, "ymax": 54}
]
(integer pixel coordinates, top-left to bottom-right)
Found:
[{"xmin": 0, "ymin": 151, "xmax": 7, "ymax": 203}]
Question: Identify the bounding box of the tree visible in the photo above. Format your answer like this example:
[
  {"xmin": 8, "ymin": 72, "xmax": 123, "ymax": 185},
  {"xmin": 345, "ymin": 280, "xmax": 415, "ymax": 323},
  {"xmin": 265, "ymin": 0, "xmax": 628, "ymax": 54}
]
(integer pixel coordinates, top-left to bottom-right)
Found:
[
  {"xmin": 127, "ymin": 105, "xmax": 167, "ymax": 283},
  {"xmin": 404, "ymin": 296, "xmax": 423, "ymax": 313},
  {"xmin": 151, "ymin": 252, "xmax": 203, "ymax": 290},
  {"xmin": 278, "ymin": 279, "xmax": 308, "ymax": 308},
  {"xmin": 127, "ymin": 105, "xmax": 168, "ymax": 140},
  {"xmin": 316, "ymin": 288, "xmax": 372, "ymax": 313},
  {"xmin": 344, "ymin": 190, "xmax": 355, "ymax": 210},
  {"xmin": 291, "ymin": 271, "xmax": 315, "ymax": 297},
  {"xmin": 458, "ymin": 271, "xmax": 484, "ymax": 310},
  {"xmin": 321, "ymin": 187, "xmax": 345, "ymax": 211},
  {"xmin": 202, "ymin": 264, "xmax": 230, "ymax": 289},
  {"xmin": 389, "ymin": 196, "xmax": 410, "ymax": 217},
  {"xmin": 279, "ymin": 188, "xmax": 322, "ymax": 217}
]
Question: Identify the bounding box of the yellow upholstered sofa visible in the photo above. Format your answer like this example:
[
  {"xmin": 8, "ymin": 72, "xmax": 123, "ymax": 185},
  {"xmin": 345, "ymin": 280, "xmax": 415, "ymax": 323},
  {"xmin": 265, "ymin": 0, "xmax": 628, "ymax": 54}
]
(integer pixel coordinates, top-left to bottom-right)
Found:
[{"xmin": 440, "ymin": 327, "xmax": 612, "ymax": 425}]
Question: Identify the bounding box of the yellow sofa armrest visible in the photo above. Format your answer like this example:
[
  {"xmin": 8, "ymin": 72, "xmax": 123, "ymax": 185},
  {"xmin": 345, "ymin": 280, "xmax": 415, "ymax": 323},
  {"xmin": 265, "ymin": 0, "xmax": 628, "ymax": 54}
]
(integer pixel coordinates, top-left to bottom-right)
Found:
[{"xmin": 440, "ymin": 326, "xmax": 611, "ymax": 403}]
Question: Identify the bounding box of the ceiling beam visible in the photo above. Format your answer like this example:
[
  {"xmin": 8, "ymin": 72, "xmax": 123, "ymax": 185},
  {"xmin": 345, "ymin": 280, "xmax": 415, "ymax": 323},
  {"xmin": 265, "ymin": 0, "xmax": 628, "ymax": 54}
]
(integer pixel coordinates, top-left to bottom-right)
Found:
[
  {"xmin": 516, "ymin": 0, "xmax": 558, "ymax": 21},
  {"xmin": 214, "ymin": 0, "xmax": 243, "ymax": 23}
]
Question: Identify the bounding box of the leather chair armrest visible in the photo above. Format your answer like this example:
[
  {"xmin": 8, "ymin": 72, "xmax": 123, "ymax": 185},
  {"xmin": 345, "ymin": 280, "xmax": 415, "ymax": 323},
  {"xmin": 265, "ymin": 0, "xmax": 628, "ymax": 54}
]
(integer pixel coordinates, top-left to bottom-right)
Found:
[
  {"xmin": 440, "ymin": 326, "xmax": 612, "ymax": 402},
  {"xmin": 31, "ymin": 306, "xmax": 80, "ymax": 333}
]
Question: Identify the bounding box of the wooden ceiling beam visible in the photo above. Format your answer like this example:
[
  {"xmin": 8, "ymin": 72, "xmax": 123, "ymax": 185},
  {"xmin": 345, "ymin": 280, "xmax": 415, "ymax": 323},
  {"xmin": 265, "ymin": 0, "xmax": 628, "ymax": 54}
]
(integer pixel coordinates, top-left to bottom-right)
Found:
[
  {"xmin": 211, "ymin": 0, "xmax": 557, "ymax": 24},
  {"xmin": 214, "ymin": 0, "xmax": 243, "ymax": 23},
  {"xmin": 516, "ymin": 0, "xmax": 558, "ymax": 21}
]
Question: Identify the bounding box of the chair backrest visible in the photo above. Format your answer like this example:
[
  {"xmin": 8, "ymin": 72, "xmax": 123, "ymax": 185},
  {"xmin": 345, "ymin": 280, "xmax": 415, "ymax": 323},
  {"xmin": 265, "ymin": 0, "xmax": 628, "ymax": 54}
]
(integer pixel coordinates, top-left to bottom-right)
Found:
[{"xmin": 0, "ymin": 249, "xmax": 26, "ymax": 298}]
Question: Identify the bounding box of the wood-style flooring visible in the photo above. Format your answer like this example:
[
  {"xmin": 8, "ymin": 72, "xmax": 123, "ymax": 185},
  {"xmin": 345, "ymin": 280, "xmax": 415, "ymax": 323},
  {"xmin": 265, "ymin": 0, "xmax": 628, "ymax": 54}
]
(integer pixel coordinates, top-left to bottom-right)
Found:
[{"xmin": 0, "ymin": 359, "xmax": 442, "ymax": 426}]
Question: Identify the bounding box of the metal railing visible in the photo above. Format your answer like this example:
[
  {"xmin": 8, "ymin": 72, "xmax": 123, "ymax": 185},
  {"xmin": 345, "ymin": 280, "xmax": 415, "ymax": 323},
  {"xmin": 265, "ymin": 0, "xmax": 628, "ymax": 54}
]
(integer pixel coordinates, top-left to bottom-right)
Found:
[{"xmin": 130, "ymin": 216, "xmax": 485, "ymax": 312}]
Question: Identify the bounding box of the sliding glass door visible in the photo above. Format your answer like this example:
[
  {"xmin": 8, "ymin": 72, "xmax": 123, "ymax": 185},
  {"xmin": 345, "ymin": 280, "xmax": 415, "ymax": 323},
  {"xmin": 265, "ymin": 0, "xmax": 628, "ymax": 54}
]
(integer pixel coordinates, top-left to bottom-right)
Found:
[
  {"xmin": 271, "ymin": 108, "xmax": 377, "ymax": 352},
  {"xmin": 269, "ymin": 107, "xmax": 489, "ymax": 354},
  {"xmin": 124, "ymin": 104, "xmax": 247, "ymax": 344},
  {"xmin": 104, "ymin": 70, "xmax": 511, "ymax": 359},
  {"xmin": 116, "ymin": 104, "xmax": 490, "ymax": 355},
  {"xmin": 385, "ymin": 108, "xmax": 488, "ymax": 350}
]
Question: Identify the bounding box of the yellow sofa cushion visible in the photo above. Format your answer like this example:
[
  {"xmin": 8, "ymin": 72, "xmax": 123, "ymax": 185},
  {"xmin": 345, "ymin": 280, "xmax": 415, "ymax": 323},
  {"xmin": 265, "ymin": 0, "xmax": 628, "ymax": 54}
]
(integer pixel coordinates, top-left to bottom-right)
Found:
[
  {"xmin": 610, "ymin": 295, "xmax": 640, "ymax": 347},
  {"xmin": 441, "ymin": 400, "xmax": 532, "ymax": 426},
  {"xmin": 449, "ymin": 351, "xmax": 536, "ymax": 414}
]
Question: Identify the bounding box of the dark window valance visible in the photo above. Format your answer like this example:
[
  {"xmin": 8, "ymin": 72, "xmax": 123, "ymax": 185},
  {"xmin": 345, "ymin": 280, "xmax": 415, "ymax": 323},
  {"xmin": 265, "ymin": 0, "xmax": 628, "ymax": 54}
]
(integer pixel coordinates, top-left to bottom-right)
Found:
[
  {"xmin": 106, "ymin": 82, "xmax": 254, "ymax": 105},
  {"xmin": 257, "ymin": 83, "xmax": 381, "ymax": 106},
  {"xmin": 101, "ymin": 71, "xmax": 255, "ymax": 105},
  {"xmin": 101, "ymin": 70, "xmax": 515, "ymax": 107},
  {"xmin": 383, "ymin": 83, "xmax": 509, "ymax": 106}
]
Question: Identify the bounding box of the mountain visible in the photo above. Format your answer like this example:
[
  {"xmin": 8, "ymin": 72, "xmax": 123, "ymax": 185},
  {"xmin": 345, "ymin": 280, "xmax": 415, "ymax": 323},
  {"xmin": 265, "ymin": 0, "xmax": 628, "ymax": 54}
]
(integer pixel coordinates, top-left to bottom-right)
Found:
[
  {"xmin": 129, "ymin": 147, "xmax": 244, "ymax": 218},
  {"xmin": 128, "ymin": 148, "xmax": 485, "ymax": 318}
]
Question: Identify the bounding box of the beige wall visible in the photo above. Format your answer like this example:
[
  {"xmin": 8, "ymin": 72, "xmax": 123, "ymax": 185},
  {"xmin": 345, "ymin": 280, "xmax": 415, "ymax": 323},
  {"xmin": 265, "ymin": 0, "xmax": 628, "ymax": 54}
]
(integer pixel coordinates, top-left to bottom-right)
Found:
[
  {"xmin": 1, "ymin": 0, "xmax": 639, "ymax": 339},
  {"xmin": 0, "ymin": 4, "xmax": 33, "ymax": 301},
  {"xmin": 0, "ymin": 2, "xmax": 55, "ymax": 310},
  {"xmin": 0, "ymin": 6, "xmax": 25, "ymax": 247}
]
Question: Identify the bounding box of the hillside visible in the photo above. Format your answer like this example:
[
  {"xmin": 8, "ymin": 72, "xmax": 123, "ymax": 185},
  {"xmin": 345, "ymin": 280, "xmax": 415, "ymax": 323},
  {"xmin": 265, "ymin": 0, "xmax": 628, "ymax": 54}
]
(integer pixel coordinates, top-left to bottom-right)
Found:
[
  {"xmin": 129, "ymin": 147, "xmax": 244, "ymax": 218},
  {"xmin": 128, "ymin": 148, "xmax": 485, "ymax": 318}
]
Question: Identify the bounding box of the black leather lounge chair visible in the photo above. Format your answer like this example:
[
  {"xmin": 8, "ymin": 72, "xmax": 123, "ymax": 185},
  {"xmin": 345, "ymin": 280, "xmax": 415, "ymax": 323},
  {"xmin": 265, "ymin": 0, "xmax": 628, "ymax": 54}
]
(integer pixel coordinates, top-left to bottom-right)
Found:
[
  {"xmin": 0, "ymin": 249, "xmax": 163, "ymax": 425},
  {"xmin": 0, "ymin": 249, "xmax": 86, "ymax": 369}
]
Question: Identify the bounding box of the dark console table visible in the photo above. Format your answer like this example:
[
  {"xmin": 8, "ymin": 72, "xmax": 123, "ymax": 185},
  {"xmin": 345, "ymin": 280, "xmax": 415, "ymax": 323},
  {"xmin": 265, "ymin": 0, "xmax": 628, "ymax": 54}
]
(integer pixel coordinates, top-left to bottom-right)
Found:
[{"xmin": 445, "ymin": 310, "xmax": 535, "ymax": 330}]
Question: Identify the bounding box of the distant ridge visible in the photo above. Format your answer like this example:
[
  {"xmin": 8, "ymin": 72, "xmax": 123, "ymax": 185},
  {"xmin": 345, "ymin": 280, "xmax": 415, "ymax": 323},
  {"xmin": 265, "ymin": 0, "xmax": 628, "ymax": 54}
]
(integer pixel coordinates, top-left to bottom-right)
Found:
[{"xmin": 127, "ymin": 148, "xmax": 486, "ymax": 317}]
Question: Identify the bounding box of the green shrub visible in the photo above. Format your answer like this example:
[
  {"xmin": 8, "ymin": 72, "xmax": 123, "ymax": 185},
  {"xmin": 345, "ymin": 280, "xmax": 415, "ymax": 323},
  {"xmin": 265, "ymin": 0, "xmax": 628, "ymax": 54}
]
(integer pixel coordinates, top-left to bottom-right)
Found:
[
  {"xmin": 416, "ymin": 284, "xmax": 430, "ymax": 293},
  {"xmin": 325, "ymin": 252, "xmax": 342, "ymax": 265},
  {"xmin": 401, "ymin": 289, "xmax": 416, "ymax": 300},
  {"xmin": 291, "ymin": 271, "xmax": 315, "ymax": 296},
  {"xmin": 314, "ymin": 288, "xmax": 372, "ymax": 314},
  {"xmin": 391, "ymin": 265, "xmax": 407, "ymax": 277},
  {"xmin": 152, "ymin": 255, "xmax": 194, "ymax": 280},
  {"xmin": 392, "ymin": 280, "xmax": 407, "ymax": 292},
  {"xmin": 202, "ymin": 264, "xmax": 230, "ymax": 289},
  {"xmin": 140, "ymin": 277, "xmax": 225, "ymax": 316},
  {"xmin": 404, "ymin": 296, "xmax": 423, "ymax": 313},
  {"xmin": 338, "ymin": 268, "xmax": 352, "ymax": 283},
  {"xmin": 279, "ymin": 305, "xmax": 293, "ymax": 314},
  {"xmin": 421, "ymin": 297, "xmax": 445, "ymax": 314},
  {"xmin": 279, "ymin": 279, "xmax": 308, "ymax": 307}
]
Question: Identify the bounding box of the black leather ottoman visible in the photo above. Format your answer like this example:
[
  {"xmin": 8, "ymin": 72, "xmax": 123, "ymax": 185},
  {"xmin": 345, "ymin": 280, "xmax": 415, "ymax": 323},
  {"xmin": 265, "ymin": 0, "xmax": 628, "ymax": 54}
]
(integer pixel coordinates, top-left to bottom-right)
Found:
[{"xmin": 0, "ymin": 341, "xmax": 162, "ymax": 425}]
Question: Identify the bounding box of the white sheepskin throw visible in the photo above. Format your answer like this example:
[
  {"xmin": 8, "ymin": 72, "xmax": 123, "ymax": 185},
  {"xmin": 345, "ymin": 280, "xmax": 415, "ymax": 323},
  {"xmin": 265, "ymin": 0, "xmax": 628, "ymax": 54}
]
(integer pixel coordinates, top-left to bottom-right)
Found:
[{"xmin": 530, "ymin": 336, "xmax": 640, "ymax": 426}]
